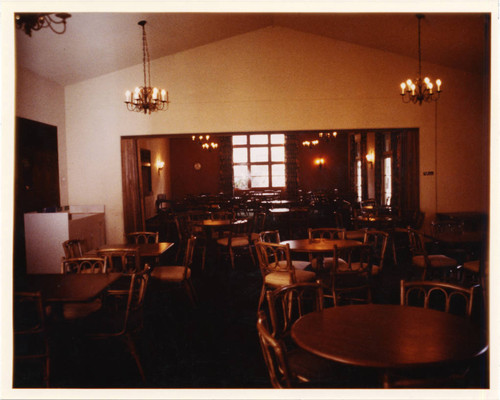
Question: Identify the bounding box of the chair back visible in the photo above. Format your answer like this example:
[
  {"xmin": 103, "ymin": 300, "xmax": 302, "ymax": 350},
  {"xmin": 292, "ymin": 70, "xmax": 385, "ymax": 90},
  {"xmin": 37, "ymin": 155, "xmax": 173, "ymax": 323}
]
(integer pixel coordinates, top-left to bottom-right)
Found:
[
  {"xmin": 252, "ymin": 211, "xmax": 267, "ymax": 233},
  {"xmin": 183, "ymin": 236, "xmax": 197, "ymax": 268},
  {"xmin": 266, "ymin": 282, "xmax": 323, "ymax": 339},
  {"xmin": 127, "ymin": 231, "xmax": 159, "ymax": 244},
  {"xmin": 210, "ymin": 210, "xmax": 235, "ymax": 221},
  {"xmin": 308, "ymin": 227, "xmax": 346, "ymax": 240},
  {"xmin": 255, "ymin": 242, "xmax": 296, "ymax": 281},
  {"xmin": 62, "ymin": 257, "xmax": 107, "ymax": 274},
  {"xmin": 97, "ymin": 247, "xmax": 141, "ymax": 273},
  {"xmin": 256, "ymin": 311, "xmax": 293, "ymax": 388},
  {"xmin": 363, "ymin": 230, "xmax": 389, "ymax": 271},
  {"xmin": 62, "ymin": 239, "xmax": 84, "ymax": 259},
  {"xmin": 400, "ymin": 280, "xmax": 479, "ymax": 317},
  {"xmin": 407, "ymin": 227, "xmax": 427, "ymax": 257},
  {"xmin": 258, "ymin": 230, "xmax": 281, "ymax": 243},
  {"xmin": 330, "ymin": 244, "xmax": 373, "ymax": 306}
]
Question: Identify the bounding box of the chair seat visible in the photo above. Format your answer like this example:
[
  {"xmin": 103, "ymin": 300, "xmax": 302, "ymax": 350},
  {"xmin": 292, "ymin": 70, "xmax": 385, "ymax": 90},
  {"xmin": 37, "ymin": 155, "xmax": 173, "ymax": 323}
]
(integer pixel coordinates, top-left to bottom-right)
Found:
[
  {"xmin": 270, "ymin": 260, "xmax": 311, "ymax": 271},
  {"xmin": 463, "ymin": 260, "xmax": 479, "ymax": 273},
  {"xmin": 264, "ymin": 269, "xmax": 316, "ymax": 288},
  {"xmin": 216, "ymin": 236, "xmax": 250, "ymax": 247},
  {"xmin": 321, "ymin": 257, "xmax": 348, "ymax": 270},
  {"xmin": 412, "ymin": 254, "xmax": 457, "ymax": 269},
  {"xmin": 151, "ymin": 266, "xmax": 191, "ymax": 281},
  {"xmin": 287, "ymin": 347, "xmax": 339, "ymax": 382},
  {"xmin": 63, "ymin": 299, "xmax": 102, "ymax": 320}
]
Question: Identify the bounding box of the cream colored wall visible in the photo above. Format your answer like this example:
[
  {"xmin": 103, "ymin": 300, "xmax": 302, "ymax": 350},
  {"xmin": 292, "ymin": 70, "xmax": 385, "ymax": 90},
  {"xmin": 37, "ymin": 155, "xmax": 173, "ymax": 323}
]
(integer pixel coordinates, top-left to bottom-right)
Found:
[
  {"xmin": 63, "ymin": 27, "xmax": 488, "ymax": 243},
  {"xmin": 136, "ymin": 137, "xmax": 171, "ymax": 220},
  {"xmin": 16, "ymin": 67, "xmax": 69, "ymax": 206}
]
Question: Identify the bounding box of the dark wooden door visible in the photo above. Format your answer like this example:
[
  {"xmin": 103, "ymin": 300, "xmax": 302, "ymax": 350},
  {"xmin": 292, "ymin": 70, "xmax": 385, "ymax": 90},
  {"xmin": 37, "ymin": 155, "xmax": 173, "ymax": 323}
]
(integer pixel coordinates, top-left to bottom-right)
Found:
[{"xmin": 14, "ymin": 117, "xmax": 60, "ymax": 273}]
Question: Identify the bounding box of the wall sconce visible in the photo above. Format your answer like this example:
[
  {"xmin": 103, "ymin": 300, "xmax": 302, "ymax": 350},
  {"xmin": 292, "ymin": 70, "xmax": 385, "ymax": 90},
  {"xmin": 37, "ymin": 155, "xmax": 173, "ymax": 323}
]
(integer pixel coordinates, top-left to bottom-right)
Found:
[
  {"xmin": 314, "ymin": 158, "xmax": 325, "ymax": 169},
  {"xmin": 366, "ymin": 152, "xmax": 375, "ymax": 168},
  {"xmin": 156, "ymin": 160, "xmax": 165, "ymax": 174}
]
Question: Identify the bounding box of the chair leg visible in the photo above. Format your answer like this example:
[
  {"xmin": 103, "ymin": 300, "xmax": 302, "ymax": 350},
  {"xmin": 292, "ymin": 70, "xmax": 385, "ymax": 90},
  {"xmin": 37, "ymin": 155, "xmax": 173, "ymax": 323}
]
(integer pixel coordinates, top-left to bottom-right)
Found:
[
  {"xmin": 202, "ymin": 245, "xmax": 207, "ymax": 271},
  {"xmin": 257, "ymin": 285, "xmax": 267, "ymax": 311},
  {"xmin": 230, "ymin": 248, "xmax": 235, "ymax": 269},
  {"xmin": 184, "ymin": 279, "xmax": 197, "ymax": 307},
  {"xmin": 124, "ymin": 333, "xmax": 146, "ymax": 383}
]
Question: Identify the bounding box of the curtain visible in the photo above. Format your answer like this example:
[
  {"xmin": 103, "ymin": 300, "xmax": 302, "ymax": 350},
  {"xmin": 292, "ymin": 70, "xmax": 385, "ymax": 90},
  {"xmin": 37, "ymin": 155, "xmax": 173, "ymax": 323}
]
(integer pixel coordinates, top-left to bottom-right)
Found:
[
  {"xmin": 374, "ymin": 132, "xmax": 384, "ymax": 203},
  {"xmin": 285, "ymin": 134, "xmax": 299, "ymax": 198},
  {"xmin": 218, "ymin": 136, "xmax": 233, "ymax": 196},
  {"xmin": 361, "ymin": 133, "xmax": 368, "ymax": 200}
]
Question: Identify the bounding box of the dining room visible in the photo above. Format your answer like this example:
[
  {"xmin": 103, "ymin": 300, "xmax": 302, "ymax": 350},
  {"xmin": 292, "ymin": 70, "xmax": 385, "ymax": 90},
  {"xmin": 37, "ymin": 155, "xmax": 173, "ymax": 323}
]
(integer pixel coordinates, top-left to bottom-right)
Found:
[{"xmin": 3, "ymin": 2, "xmax": 497, "ymax": 399}]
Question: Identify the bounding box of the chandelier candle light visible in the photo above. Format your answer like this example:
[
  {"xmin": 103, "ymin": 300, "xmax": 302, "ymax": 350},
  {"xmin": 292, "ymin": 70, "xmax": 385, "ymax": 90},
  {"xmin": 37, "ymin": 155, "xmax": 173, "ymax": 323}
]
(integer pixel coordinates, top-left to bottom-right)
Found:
[
  {"xmin": 400, "ymin": 14, "xmax": 442, "ymax": 105},
  {"xmin": 125, "ymin": 21, "xmax": 169, "ymax": 114}
]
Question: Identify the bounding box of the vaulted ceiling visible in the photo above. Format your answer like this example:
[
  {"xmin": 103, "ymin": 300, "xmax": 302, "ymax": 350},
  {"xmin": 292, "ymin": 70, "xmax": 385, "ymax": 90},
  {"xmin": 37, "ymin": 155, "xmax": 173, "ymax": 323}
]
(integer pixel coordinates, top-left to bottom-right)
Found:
[{"xmin": 15, "ymin": 12, "xmax": 489, "ymax": 87}]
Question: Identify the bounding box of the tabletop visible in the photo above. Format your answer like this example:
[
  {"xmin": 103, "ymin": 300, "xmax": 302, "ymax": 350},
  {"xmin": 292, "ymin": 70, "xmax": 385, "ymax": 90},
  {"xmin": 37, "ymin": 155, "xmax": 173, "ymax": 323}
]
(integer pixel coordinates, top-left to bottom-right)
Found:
[
  {"xmin": 195, "ymin": 218, "xmax": 247, "ymax": 227},
  {"xmin": 89, "ymin": 242, "xmax": 174, "ymax": 257},
  {"xmin": 19, "ymin": 273, "xmax": 122, "ymax": 303},
  {"xmin": 281, "ymin": 238, "xmax": 362, "ymax": 253},
  {"xmin": 291, "ymin": 304, "xmax": 487, "ymax": 369},
  {"xmin": 431, "ymin": 231, "xmax": 486, "ymax": 245}
]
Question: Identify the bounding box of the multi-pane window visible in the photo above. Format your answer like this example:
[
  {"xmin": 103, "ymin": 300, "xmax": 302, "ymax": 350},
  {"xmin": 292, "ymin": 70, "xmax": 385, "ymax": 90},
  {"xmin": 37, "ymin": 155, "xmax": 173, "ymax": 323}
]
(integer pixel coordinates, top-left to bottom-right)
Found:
[
  {"xmin": 232, "ymin": 134, "xmax": 286, "ymax": 190},
  {"xmin": 382, "ymin": 133, "xmax": 392, "ymax": 206}
]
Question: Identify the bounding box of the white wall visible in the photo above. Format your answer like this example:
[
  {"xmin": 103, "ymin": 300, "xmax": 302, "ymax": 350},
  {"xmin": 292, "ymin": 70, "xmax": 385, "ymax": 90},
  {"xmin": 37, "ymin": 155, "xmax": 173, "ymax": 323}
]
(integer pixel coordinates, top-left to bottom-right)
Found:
[
  {"xmin": 16, "ymin": 67, "xmax": 69, "ymax": 206},
  {"xmin": 63, "ymin": 27, "xmax": 487, "ymax": 243}
]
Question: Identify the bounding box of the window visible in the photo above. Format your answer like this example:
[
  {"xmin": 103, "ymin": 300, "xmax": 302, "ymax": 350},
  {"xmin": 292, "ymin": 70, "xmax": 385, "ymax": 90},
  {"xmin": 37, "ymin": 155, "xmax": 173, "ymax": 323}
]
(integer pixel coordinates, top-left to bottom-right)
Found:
[
  {"xmin": 232, "ymin": 133, "xmax": 286, "ymax": 190},
  {"xmin": 354, "ymin": 135, "xmax": 363, "ymax": 203},
  {"xmin": 382, "ymin": 133, "xmax": 392, "ymax": 206}
]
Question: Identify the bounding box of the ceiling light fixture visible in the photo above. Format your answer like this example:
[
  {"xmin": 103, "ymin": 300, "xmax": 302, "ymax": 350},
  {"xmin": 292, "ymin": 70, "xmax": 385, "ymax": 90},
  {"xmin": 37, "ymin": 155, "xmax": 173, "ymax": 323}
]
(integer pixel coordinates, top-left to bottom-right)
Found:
[
  {"xmin": 125, "ymin": 21, "xmax": 169, "ymax": 114},
  {"xmin": 192, "ymin": 135, "xmax": 218, "ymax": 151},
  {"xmin": 15, "ymin": 13, "xmax": 71, "ymax": 36},
  {"xmin": 400, "ymin": 14, "xmax": 442, "ymax": 105}
]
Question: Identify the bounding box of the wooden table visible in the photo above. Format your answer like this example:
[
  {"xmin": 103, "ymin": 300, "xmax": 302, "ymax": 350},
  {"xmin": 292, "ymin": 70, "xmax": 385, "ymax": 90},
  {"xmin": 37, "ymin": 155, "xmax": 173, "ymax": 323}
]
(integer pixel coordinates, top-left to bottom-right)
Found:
[
  {"xmin": 19, "ymin": 273, "xmax": 122, "ymax": 303},
  {"xmin": 88, "ymin": 242, "xmax": 174, "ymax": 258},
  {"xmin": 292, "ymin": 304, "xmax": 487, "ymax": 372},
  {"xmin": 281, "ymin": 238, "xmax": 362, "ymax": 253}
]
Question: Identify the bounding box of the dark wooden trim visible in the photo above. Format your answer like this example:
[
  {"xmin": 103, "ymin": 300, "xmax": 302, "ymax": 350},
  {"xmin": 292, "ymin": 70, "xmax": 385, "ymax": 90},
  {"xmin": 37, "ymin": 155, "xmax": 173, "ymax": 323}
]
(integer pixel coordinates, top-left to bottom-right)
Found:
[{"xmin": 121, "ymin": 138, "xmax": 144, "ymax": 235}]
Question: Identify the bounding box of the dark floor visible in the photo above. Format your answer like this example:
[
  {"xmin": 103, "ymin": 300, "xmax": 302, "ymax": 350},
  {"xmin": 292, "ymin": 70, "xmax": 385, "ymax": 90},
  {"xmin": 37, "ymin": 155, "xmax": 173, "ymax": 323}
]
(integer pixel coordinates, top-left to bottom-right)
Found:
[{"xmin": 14, "ymin": 240, "xmax": 488, "ymax": 389}]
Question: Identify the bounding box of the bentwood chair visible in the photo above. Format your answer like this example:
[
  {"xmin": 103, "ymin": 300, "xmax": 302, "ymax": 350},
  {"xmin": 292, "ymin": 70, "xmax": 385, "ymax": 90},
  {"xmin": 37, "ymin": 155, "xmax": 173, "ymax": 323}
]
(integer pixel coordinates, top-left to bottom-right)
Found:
[
  {"xmin": 216, "ymin": 219, "xmax": 255, "ymax": 269},
  {"xmin": 62, "ymin": 239, "xmax": 84, "ymax": 259},
  {"xmin": 14, "ymin": 291, "xmax": 50, "ymax": 387},
  {"xmin": 400, "ymin": 280, "xmax": 479, "ymax": 318},
  {"xmin": 408, "ymin": 228, "xmax": 458, "ymax": 280},
  {"xmin": 150, "ymin": 236, "xmax": 197, "ymax": 306},
  {"xmin": 307, "ymin": 227, "xmax": 346, "ymax": 270},
  {"xmin": 388, "ymin": 280, "xmax": 482, "ymax": 388},
  {"xmin": 127, "ymin": 231, "xmax": 159, "ymax": 244},
  {"xmin": 258, "ymin": 230, "xmax": 311, "ymax": 270},
  {"xmin": 60, "ymin": 257, "xmax": 108, "ymax": 319},
  {"xmin": 327, "ymin": 244, "xmax": 373, "ymax": 306},
  {"xmin": 255, "ymin": 242, "xmax": 316, "ymax": 311},
  {"xmin": 363, "ymin": 230, "xmax": 389, "ymax": 275},
  {"xmin": 97, "ymin": 247, "xmax": 141, "ymax": 274},
  {"xmin": 80, "ymin": 268, "xmax": 150, "ymax": 383}
]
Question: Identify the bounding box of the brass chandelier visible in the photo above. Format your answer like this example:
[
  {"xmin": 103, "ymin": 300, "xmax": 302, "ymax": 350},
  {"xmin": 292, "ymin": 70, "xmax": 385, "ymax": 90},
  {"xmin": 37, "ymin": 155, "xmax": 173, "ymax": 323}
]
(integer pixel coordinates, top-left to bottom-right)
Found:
[
  {"xmin": 125, "ymin": 21, "xmax": 169, "ymax": 114},
  {"xmin": 192, "ymin": 135, "xmax": 219, "ymax": 151},
  {"xmin": 400, "ymin": 14, "xmax": 442, "ymax": 105},
  {"xmin": 15, "ymin": 13, "xmax": 71, "ymax": 36}
]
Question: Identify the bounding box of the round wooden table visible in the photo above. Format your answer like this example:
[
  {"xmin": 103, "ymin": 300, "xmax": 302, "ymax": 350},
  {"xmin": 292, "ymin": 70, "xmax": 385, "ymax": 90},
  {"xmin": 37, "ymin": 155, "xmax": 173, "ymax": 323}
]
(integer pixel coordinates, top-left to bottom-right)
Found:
[
  {"xmin": 281, "ymin": 238, "xmax": 362, "ymax": 253},
  {"xmin": 291, "ymin": 304, "xmax": 487, "ymax": 369}
]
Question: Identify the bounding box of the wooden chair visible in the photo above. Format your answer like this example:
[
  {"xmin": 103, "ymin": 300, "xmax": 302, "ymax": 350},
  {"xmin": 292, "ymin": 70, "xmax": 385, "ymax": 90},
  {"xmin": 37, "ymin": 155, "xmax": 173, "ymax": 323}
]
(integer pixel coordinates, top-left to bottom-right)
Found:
[
  {"xmin": 127, "ymin": 231, "xmax": 159, "ymax": 244},
  {"xmin": 255, "ymin": 242, "xmax": 316, "ymax": 311},
  {"xmin": 80, "ymin": 268, "xmax": 150, "ymax": 383},
  {"xmin": 363, "ymin": 230, "xmax": 389, "ymax": 275},
  {"xmin": 261, "ymin": 284, "xmax": 352, "ymax": 388},
  {"xmin": 250, "ymin": 211, "xmax": 267, "ymax": 241},
  {"xmin": 388, "ymin": 280, "xmax": 482, "ymax": 388},
  {"xmin": 97, "ymin": 247, "xmax": 141, "ymax": 274},
  {"xmin": 62, "ymin": 239, "xmax": 84, "ymax": 259},
  {"xmin": 258, "ymin": 230, "xmax": 310, "ymax": 270},
  {"xmin": 400, "ymin": 280, "xmax": 479, "ymax": 317},
  {"xmin": 256, "ymin": 310, "xmax": 297, "ymax": 388},
  {"xmin": 14, "ymin": 291, "xmax": 50, "ymax": 387},
  {"xmin": 307, "ymin": 227, "xmax": 346, "ymax": 270},
  {"xmin": 408, "ymin": 228, "xmax": 458, "ymax": 280},
  {"xmin": 216, "ymin": 219, "xmax": 255, "ymax": 269},
  {"xmin": 150, "ymin": 236, "xmax": 197, "ymax": 306},
  {"xmin": 327, "ymin": 244, "xmax": 373, "ymax": 306},
  {"xmin": 60, "ymin": 257, "xmax": 108, "ymax": 319},
  {"xmin": 174, "ymin": 213, "xmax": 191, "ymax": 263}
]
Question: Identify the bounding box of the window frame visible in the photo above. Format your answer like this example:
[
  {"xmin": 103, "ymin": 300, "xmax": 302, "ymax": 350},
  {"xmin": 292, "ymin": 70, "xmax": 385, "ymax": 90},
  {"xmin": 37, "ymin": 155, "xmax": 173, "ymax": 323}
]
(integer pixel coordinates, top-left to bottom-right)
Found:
[{"xmin": 232, "ymin": 133, "xmax": 286, "ymax": 190}]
